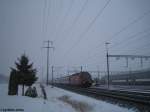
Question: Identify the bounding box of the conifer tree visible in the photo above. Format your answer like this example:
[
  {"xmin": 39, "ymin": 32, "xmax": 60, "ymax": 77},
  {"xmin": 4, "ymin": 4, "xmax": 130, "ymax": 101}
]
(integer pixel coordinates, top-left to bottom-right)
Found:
[{"xmin": 15, "ymin": 54, "xmax": 38, "ymax": 96}]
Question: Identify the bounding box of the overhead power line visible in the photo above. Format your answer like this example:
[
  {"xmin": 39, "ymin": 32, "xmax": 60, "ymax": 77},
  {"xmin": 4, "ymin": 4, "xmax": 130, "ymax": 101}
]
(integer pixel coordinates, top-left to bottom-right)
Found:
[
  {"xmin": 81, "ymin": 9, "xmax": 150, "ymax": 64},
  {"xmin": 51, "ymin": 0, "xmax": 63, "ymax": 40},
  {"xmin": 126, "ymin": 40, "xmax": 150, "ymax": 55},
  {"xmin": 45, "ymin": 0, "xmax": 51, "ymax": 39},
  {"xmin": 111, "ymin": 27, "xmax": 150, "ymax": 49},
  {"xmin": 53, "ymin": 0, "xmax": 74, "ymax": 42},
  {"xmin": 54, "ymin": 0, "xmax": 89, "ymax": 43},
  {"xmin": 95, "ymin": 9, "xmax": 150, "ymax": 49},
  {"xmin": 42, "ymin": 0, "xmax": 47, "ymax": 36},
  {"xmin": 82, "ymin": 34, "xmax": 150, "ymax": 65},
  {"xmin": 41, "ymin": 0, "xmax": 53, "ymax": 41},
  {"xmin": 61, "ymin": 0, "xmax": 111, "ymax": 62}
]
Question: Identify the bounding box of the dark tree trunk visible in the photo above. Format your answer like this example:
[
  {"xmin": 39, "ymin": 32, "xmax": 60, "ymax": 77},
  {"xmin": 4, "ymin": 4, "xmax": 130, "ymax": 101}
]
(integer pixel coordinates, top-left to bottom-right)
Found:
[
  {"xmin": 16, "ymin": 85, "xmax": 18, "ymax": 95},
  {"xmin": 22, "ymin": 84, "xmax": 24, "ymax": 96}
]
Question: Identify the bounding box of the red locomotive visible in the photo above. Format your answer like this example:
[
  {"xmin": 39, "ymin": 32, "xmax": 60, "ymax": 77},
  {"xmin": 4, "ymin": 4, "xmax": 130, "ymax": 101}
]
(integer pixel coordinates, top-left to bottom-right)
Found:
[{"xmin": 54, "ymin": 72, "xmax": 93, "ymax": 87}]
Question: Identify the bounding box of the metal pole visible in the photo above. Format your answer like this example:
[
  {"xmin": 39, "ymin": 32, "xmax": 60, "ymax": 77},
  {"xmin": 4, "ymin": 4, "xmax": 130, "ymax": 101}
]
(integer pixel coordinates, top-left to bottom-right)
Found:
[
  {"xmin": 140, "ymin": 58, "xmax": 143, "ymax": 68},
  {"xmin": 46, "ymin": 41, "xmax": 50, "ymax": 85},
  {"xmin": 126, "ymin": 57, "xmax": 128, "ymax": 68},
  {"xmin": 67, "ymin": 69, "xmax": 69, "ymax": 76},
  {"xmin": 51, "ymin": 66, "xmax": 54, "ymax": 88},
  {"xmin": 98, "ymin": 71, "xmax": 100, "ymax": 85},
  {"xmin": 43, "ymin": 40, "xmax": 54, "ymax": 86},
  {"xmin": 105, "ymin": 42, "xmax": 110, "ymax": 89},
  {"xmin": 98, "ymin": 71, "xmax": 100, "ymax": 80},
  {"xmin": 81, "ymin": 66, "xmax": 83, "ymax": 72}
]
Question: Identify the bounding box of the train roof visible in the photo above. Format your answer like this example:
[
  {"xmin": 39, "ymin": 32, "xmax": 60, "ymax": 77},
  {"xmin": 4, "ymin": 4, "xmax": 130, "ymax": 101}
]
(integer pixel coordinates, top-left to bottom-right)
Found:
[
  {"xmin": 55, "ymin": 71, "xmax": 91, "ymax": 79},
  {"xmin": 71, "ymin": 71, "xmax": 91, "ymax": 76}
]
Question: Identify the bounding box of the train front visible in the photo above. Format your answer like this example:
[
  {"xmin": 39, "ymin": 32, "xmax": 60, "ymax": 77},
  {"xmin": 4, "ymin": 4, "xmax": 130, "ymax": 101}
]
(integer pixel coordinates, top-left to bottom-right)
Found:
[{"xmin": 80, "ymin": 72, "xmax": 93, "ymax": 87}]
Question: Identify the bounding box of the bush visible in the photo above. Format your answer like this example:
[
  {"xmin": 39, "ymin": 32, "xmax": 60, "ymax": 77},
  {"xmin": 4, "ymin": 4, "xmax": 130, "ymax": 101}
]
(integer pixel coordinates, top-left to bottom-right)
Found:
[{"xmin": 25, "ymin": 86, "xmax": 38, "ymax": 98}]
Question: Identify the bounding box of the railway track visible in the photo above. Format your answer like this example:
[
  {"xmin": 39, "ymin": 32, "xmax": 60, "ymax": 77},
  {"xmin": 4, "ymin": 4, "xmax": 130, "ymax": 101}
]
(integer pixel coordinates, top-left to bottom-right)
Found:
[
  {"xmin": 54, "ymin": 84, "xmax": 150, "ymax": 105},
  {"xmin": 87, "ymin": 88, "xmax": 150, "ymax": 105}
]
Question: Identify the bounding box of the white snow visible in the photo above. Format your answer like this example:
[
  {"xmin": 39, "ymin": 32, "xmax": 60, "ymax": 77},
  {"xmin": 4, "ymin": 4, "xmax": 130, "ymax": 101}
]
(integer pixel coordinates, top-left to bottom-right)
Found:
[{"xmin": 0, "ymin": 84, "xmax": 136, "ymax": 112}]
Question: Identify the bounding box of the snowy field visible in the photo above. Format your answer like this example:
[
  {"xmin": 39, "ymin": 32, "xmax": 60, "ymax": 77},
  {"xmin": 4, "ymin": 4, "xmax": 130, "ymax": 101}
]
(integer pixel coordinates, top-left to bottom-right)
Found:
[{"xmin": 0, "ymin": 84, "xmax": 136, "ymax": 112}]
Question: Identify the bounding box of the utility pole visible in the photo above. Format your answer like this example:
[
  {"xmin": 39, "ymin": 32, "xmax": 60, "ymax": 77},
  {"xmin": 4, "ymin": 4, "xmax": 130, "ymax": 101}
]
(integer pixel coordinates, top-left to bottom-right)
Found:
[
  {"xmin": 51, "ymin": 66, "xmax": 54, "ymax": 88},
  {"xmin": 98, "ymin": 71, "xmax": 100, "ymax": 80},
  {"xmin": 43, "ymin": 40, "xmax": 54, "ymax": 85},
  {"xmin": 97, "ymin": 66, "xmax": 100, "ymax": 84},
  {"xmin": 67, "ymin": 69, "xmax": 69, "ymax": 76},
  {"xmin": 105, "ymin": 42, "xmax": 110, "ymax": 89},
  {"xmin": 80, "ymin": 66, "xmax": 83, "ymax": 72}
]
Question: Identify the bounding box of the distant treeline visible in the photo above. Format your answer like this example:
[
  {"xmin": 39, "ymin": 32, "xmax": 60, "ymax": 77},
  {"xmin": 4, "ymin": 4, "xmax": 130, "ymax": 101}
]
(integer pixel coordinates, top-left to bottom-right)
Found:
[{"xmin": 0, "ymin": 74, "xmax": 8, "ymax": 83}]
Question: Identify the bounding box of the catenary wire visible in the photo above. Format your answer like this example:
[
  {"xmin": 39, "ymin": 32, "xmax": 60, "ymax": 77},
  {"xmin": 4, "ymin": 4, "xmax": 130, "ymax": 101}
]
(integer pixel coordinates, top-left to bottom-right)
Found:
[
  {"xmin": 42, "ymin": 0, "xmax": 47, "ymax": 37},
  {"xmin": 110, "ymin": 27, "xmax": 150, "ymax": 50},
  {"xmin": 95, "ymin": 9, "xmax": 150, "ymax": 50},
  {"xmin": 81, "ymin": 9, "xmax": 150, "ymax": 65},
  {"xmin": 61, "ymin": 0, "xmax": 111, "ymax": 63},
  {"xmin": 54, "ymin": 0, "xmax": 89, "ymax": 44},
  {"xmin": 53, "ymin": 0, "xmax": 74, "ymax": 42}
]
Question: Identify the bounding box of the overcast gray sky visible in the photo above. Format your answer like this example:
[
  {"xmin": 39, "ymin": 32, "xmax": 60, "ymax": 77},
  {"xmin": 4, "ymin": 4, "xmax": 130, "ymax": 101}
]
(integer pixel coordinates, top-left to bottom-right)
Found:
[{"xmin": 0, "ymin": 0, "xmax": 150, "ymax": 79}]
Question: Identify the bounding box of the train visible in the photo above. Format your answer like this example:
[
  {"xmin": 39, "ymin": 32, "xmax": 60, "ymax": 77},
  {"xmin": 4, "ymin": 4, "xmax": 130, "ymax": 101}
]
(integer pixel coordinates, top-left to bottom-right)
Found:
[
  {"xmin": 54, "ymin": 71, "xmax": 93, "ymax": 87},
  {"xmin": 99, "ymin": 70, "xmax": 150, "ymax": 85}
]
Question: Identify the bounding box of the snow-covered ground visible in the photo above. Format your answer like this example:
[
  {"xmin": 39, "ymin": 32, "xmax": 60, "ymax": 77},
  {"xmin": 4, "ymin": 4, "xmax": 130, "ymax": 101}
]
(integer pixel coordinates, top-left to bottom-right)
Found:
[{"xmin": 0, "ymin": 84, "xmax": 136, "ymax": 112}]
